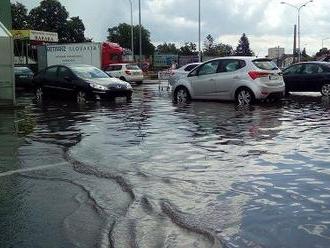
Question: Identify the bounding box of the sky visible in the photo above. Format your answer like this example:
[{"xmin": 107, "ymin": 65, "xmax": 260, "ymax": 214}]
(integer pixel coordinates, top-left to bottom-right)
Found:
[{"xmin": 12, "ymin": 0, "xmax": 330, "ymax": 56}]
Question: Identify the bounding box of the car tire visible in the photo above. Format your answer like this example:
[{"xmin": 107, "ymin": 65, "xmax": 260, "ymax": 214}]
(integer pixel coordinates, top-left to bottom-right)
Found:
[
  {"xmin": 321, "ymin": 84, "xmax": 330, "ymax": 96},
  {"xmin": 174, "ymin": 87, "xmax": 191, "ymax": 104},
  {"xmin": 126, "ymin": 92, "xmax": 132, "ymax": 102},
  {"xmin": 35, "ymin": 87, "xmax": 43, "ymax": 102},
  {"xmin": 235, "ymin": 87, "xmax": 255, "ymax": 105},
  {"xmin": 136, "ymin": 81, "xmax": 143, "ymax": 85},
  {"xmin": 120, "ymin": 77, "xmax": 127, "ymax": 82},
  {"xmin": 76, "ymin": 91, "xmax": 87, "ymax": 104}
]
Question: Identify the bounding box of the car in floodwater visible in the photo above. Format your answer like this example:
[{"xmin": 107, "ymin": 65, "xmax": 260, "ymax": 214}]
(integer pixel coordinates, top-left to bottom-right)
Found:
[
  {"xmin": 168, "ymin": 62, "xmax": 202, "ymax": 86},
  {"xmin": 104, "ymin": 63, "xmax": 144, "ymax": 85},
  {"xmin": 172, "ymin": 57, "xmax": 285, "ymax": 105},
  {"xmin": 33, "ymin": 64, "xmax": 133, "ymax": 103},
  {"xmin": 14, "ymin": 66, "xmax": 34, "ymax": 90},
  {"xmin": 282, "ymin": 62, "xmax": 330, "ymax": 96}
]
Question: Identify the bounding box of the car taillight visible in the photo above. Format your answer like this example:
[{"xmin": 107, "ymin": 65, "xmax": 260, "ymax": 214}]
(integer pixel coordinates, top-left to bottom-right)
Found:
[
  {"xmin": 248, "ymin": 71, "xmax": 271, "ymax": 80},
  {"xmin": 125, "ymin": 70, "xmax": 132, "ymax": 75}
]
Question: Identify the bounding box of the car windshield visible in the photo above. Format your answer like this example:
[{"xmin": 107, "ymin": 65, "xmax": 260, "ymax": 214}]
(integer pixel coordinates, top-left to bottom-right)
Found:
[
  {"xmin": 253, "ymin": 60, "xmax": 278, "ymax": 70},
  {"xmin": 71, "ymin": 66, "xmax": 109, "ymax": 79},
  {"xmin": 14, "ymin": 67, "xmax": 33, "ymax": 74},
  {"xmin": 126, "ymin": 64, "xmax": 140, "ymax": 70}
]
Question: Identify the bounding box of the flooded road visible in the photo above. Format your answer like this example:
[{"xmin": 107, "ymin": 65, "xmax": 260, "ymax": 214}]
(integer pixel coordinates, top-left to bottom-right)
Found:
[{"xmin": 1, "ymin": 83, "xmax": 330, "ymax": 248}]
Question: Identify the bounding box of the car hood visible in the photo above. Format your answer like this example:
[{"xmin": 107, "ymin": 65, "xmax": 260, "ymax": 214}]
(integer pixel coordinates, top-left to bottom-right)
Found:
[{"xmin": 86, "ymin": 77, "xmax": 130, "ymax": 88}]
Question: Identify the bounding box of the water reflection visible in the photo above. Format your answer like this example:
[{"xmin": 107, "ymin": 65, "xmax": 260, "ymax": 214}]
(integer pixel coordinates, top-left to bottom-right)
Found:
[{"xmin": 1, "ymin": 86, "xmax": 330, "ymax": 248}]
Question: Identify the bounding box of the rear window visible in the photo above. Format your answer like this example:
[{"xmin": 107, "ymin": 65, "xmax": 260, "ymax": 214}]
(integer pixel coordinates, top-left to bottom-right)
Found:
[
  {"xmin": 107, "ymin": 65, "xmax": 122, "ymax": 71},
  {"xmin": 126, "ymin": 64, "xmax": 140, "ymax": 70},
  {"xmin": 14, "ymin": 67, "xmax": 33, "ymax": 74},
  {"xmin": 253, "ymin": 59, "xmax": 278, "ymax": 70}
]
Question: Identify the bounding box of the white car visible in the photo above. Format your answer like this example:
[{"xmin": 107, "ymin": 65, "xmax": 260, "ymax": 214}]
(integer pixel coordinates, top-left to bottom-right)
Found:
[
  {"xmin": 172, "ymin": 56, "xmax": 285, "ymax": 105},
  {"xmin": 105, "ymin": 63, "xmax": 144, "ymax": 85},
  {"xmin": 168, "ymin": 63, "xmax": 201, "ymax": 86}
]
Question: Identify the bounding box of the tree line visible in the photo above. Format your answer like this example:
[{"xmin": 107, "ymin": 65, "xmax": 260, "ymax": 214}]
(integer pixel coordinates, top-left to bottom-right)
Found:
[{"xmin": 12, "ymin": 0, "xmax": 328, "ymax": 59}]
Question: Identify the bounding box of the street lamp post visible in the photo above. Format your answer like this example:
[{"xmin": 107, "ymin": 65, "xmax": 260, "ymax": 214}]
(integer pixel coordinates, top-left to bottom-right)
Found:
[
  {"xmin": 128, "ymin": 0, "xmax": 134, "ymax": 61},
  {"xmin": 138, "ymin": 0, "xmax": 142, "ymax": 65},
  {"xmin": 198, "ymin": 0, "xmax": 201, "ymax": 62},
  {"xmin": 281, "ymin": 0, "xmax": 313, "ymax": 62}
]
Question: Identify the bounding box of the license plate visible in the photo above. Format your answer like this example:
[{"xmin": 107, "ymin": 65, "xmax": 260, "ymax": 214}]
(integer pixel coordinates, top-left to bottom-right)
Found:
[{"xmin": 269, "ymin": 74, "xmax": 280, "ymax": 80}]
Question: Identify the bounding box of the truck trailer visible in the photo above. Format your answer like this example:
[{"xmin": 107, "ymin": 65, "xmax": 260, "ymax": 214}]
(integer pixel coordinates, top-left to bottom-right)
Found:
[{"xmin": 37, "ymin": 42, "xmax": 124, "ymax": 71}]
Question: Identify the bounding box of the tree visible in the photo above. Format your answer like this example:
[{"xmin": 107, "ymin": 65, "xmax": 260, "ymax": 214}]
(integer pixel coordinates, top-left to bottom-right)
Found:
[
  {"xmin": 234, "ymin": 33, "xmax": 253, "ymax": 56},
  {"xmin": 61, "ymin": 17, "xmax": 86, "ymax": 43},
  {"xmin": 315, "ymin": 48, "xmax": 330, "ymax": 58},
  {"xmin": 107, "ymin": 23, "xmax": 155, "ymax": 56},
  {"xmin": 203, "ymin": 34, "xmax": 233, "ymax": 57},
  {"xmin": 203, "ymin": 34, "xmax": 214, "ymax": 55},
  {"xmin": 179, "ymin": 42, "xmax": 197, "ymax": 55},
  {"xmin": 156, "ymin": 43, "xmax": 178, "ymax": 54},
  {"xmin": 27, "ymin": 0, "xmax": 87, "ymax": 43},
  {"xmin": 11, "ymin": 2, "xmax": 29, "ymax": 29}
]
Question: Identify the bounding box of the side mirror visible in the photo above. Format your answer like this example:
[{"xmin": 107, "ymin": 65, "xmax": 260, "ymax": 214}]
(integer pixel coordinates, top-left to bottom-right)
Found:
[{"xmin": 188, "ymin": 69, "xmax": 198, "ymax": 77}]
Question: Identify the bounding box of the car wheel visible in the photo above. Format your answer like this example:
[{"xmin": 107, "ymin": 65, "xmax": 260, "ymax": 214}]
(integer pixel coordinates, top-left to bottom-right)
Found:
[
  {"xmin": 76, "ymin": 91, "xmax": 87, "ymax": 104},
  {"xmin": 120, "ymin": 77, "xmax": 127, "ymax": 82},
  {"xmin": 321, "ymin": 84, "xmax": 330, "ymax": 96},
  {"xmin": 174, "ymin": 87, "xmax": 190, "ymax": 104},
  {"xmin": 126, "ymin": 92, "xmax": 132, "ymax": 102},
  {"xmin": 236, "ymin": 88, "xmax": 255, "ymax": 105},
  {"xmin": 136, "ymin": 81, "xmax": 143, "ymax": 85},
  {"xmin": 35, "ymin": 87, "xmax": 43, "ymax": 102}
]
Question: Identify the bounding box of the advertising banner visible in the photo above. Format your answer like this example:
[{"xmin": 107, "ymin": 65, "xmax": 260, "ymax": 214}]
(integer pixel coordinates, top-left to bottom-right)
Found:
[
  {"xmin": 45, "ymin": 43, "xmax": 102, "ymax": 68},
  {"xmin": 153, "ymin": 54, "xmax": 178, "ymax": 68}
]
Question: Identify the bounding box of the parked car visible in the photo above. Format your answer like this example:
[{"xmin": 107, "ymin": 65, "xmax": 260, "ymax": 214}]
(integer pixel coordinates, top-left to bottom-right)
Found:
[
  {"xmin": 104, "ymin": 63, "xmax": 144, "ymax": 84},
  {"xmin": 172, "ymin": 57, "xmax": 285, "ymax": 105},
  {"xmin": 33, "ymin": 64, "xmax": 133, "ymax": 103},
  {"xmin": 14, "ymin": 66, "xmax": 34, "ymax": 90},
  {"xmin": 282, "ymin": 62, "xmax": 330, "ymax": 96},
  {"xmin": 168, "ymin": 63, "xmax": 201, "ymax": 86}
]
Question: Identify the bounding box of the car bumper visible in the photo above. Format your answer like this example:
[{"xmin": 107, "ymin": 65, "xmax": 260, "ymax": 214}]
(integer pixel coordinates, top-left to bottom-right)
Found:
[
  {"xmin": 254, "ymin": 86, "xmax": 286, "ymax": 100},
  {"xmin": 92, "ymin": 89, "xmax": 132, "ymax": 99},
  {"xmin": 125, "ymin": 75, "xmax": 144, "ymax": 82}
]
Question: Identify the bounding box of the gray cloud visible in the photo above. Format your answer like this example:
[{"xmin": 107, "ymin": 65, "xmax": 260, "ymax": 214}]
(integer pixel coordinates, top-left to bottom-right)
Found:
[{"xmin": 13, "ymin": 0, "xmax": 328, "ymax": 55}]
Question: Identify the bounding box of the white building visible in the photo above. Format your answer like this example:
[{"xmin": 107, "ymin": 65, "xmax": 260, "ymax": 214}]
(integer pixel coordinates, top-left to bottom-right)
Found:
[{"xmin": 268, "ymin": 47, "xmax": 285, "ymax": 59}]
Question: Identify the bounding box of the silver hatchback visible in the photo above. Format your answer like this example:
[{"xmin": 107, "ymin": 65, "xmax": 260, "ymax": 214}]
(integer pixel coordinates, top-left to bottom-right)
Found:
[{"xmin": 172, "ymin": 56, "xmax": 285, "ymax": 104}]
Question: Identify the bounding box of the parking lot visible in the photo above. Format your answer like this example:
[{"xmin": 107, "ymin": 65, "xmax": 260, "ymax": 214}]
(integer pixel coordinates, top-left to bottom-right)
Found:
[{"xmin": 1, "ymin": 81, "xmax": 330, "ymax": 248}]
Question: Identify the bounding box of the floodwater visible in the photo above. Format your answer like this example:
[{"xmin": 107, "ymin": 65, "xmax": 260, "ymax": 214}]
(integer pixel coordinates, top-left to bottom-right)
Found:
[{"xmin": 1, "ymin": 83, "xmax": 330, "ymax": 248}]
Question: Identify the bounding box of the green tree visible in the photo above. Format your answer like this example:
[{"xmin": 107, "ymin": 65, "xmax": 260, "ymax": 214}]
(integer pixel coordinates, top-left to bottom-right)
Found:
[
  {"xmin": 11, "ymin": 2, "xmax": 29, "ymax": 29},
  {"xmin": 156, "ymin": 43, "xmax": 178, "ymax": 54},
  {"xmin": 203, "ymin": 34, "xmax": 215, "ymax": 56},
  {"xmin": 28, "ymin": 0, "xmax": 87, "ymax": 43},
  {"xmin": 234, "ymin": 33, "xmax": 253, "ymax": 56},
  {"xmin": 214, "ymin": 43, "xmax": 233, "ymax": 57},
  {"xmin": 179, "ymin": 42, "xmax": 197, "ymax": 55},
  {"xmin": 315, "ymin": 48, "xmax": 330, "ymax": 58},
  {"xmin": 203, "ymin": 34, "xmax": 233, "ymax": 57},
  {"xmin": 61, "ymin": 17, "xmax": 86, "ymax": 43},
  {"xmin": 107, "ymin": 23, "xmax": 155, "ymax": 56}
]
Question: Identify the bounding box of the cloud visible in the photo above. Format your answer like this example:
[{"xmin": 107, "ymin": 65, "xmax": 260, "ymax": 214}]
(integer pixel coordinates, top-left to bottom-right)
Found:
[{"xmin": 13, "ymin": 0, "xmax": 328, "ymax": 56}]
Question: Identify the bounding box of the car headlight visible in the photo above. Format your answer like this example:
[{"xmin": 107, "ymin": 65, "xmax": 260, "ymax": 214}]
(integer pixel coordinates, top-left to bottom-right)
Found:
[
  {"xmin": 126, "ymin": 83, "xmax": 133, "ymax": 89},
  {"xmin": 90, "ymin": 83, "xmax": 107, "ymax": 90}
]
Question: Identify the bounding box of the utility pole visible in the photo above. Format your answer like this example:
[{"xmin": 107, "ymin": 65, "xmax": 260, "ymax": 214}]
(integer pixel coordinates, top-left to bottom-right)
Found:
[
  {"xmin": 139, "ymin": 0, "xmax": 142, "ymax": 66},
  {"xmin": 198, "ymin": 0, "xmax": 201, "ymax": 62},
  {"xmin": 128, "ymin": 0, "xmax": 134, "ymax": 61},
  {"xmin": 293, "ymin": 24, "xmax": 297, "ymax": 63}
]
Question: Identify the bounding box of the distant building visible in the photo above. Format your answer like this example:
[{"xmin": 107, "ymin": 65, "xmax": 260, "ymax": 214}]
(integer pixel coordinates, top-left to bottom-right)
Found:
[{"xmin": 268, "ymin": 47, "xmax": 285, "ymax": 59}]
